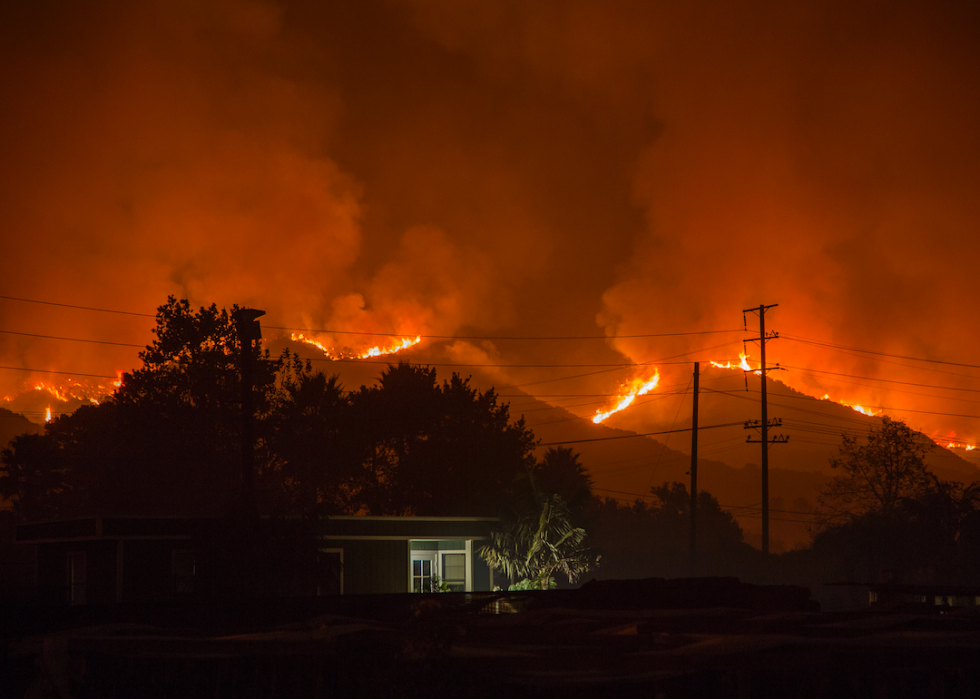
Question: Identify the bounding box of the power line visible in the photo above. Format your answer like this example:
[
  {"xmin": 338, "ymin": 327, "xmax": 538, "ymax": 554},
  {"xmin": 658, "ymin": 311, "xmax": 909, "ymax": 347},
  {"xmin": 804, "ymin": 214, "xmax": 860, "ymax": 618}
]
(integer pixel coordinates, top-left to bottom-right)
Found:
[
  {"xmin": 0, "ymin": 291, "xmax": 745, "ymax": 341},
  {"xmin": 500, "ymin": 341, "xmax": 743, "ymax": 390},
  {"xmin": 0, "ymin": 366, "xmax": 120, "ymax": 379},
  {"xmin": 0, "ymin": 294, "xmax": 154, "ymax": 318},
  {"xmin": 535, "ymin": 420, "xmax": 745, "ymax": 447},
  {"xmin": 783, "ymin": 367, "xmax": 980, "ymax": 407},
  {"xmin": 307, "ymin": 356, "xmax": 643, "ymax": 369},
  {"xmin": 782, "ymin": 364, "xmax": 980, "ymax": 395},
  {"xmin": 783, "ymin": 334, "xmax": 980, "ymax": 371},
  {"xmin": 0, "ymin": 329, "xmax": 143, "ymax": 348},
  {"xmin": 269, "ymin": 324, "xmax": 745, "ymax": 341}
]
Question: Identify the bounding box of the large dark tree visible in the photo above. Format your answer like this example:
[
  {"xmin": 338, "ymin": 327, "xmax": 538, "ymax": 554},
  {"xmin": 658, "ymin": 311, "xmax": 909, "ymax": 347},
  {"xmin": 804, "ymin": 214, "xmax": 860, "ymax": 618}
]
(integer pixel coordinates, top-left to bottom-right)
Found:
[
  {"xmin": 818, "ymin": 417, "xmax": 933, "ymax": 525},
  {"xmin": 0, "ymin": 432, "xmax": 69, "ymax": 521},
  {"xmin": 587, "ymin": 483, "xmax": 748, "ymax": 580},
  {"xmin": 811, "ymin": 476, "xmax": 980, "ymax": 586},
  {"xmin": 0, "ymin": 297, "xmax": 284, "ymax": 519},
  {"xmin": 532, "ymin": 447, "xmax": 594, "ymax": 517},
  {"xmin": 1, "ymin": 306, "xmax": 540, "ymax": 524},
  {"xmin": 351, "ymin": 363, "xmax": 537, "ymax": 516},
  {"xmin": 263, "ymin": 368, "xmax": 361, "ymax": 516}
]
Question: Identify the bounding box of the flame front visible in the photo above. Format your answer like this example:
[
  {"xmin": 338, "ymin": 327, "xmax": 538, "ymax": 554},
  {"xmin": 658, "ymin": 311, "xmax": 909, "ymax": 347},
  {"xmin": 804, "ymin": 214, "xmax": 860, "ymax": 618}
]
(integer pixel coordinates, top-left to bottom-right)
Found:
[
  {"xmin": 947, "ymin": 441, "xmax": 976, "ymax": 451},
  {"xmin": 593, "ymin": 372, "xmax": 660, "ymax": 424},
  {"xmin": 359, "ymin": 336, "xmax": 422, "ymax": 358},
  {"xmin": 710, "ymin": 353, "xmax": 755, "ymax": 373},
  {"xmin": 840, "ymin": 402, "xmax": 881, "ymax": 417},
  {"xmin": 31, "ymin": 375, "xmax": 122, "ymax": 405},
  {"xmin": 291, "ymin": 333, "xmax": 422, "ymax": 360}
]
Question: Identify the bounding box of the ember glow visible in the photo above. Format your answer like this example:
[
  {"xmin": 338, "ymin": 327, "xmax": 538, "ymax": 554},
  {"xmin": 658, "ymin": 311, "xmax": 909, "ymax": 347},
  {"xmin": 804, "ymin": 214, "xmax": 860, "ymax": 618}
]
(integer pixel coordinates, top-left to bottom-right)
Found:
[
  {"xmin": 593, "ymin": 373, "xmax": 660, "ymax": 424},
  {"xmin": 291, "ymin": 334, "xmax": 422, "ymax": 360}
]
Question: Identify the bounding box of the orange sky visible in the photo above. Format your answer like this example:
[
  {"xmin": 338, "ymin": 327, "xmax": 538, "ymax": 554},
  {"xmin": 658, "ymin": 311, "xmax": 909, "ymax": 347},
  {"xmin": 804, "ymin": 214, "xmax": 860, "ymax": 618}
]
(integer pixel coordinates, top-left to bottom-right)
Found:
[{"xmin": 2, "ymin": 0, "xmax": 980, "ymax": 447}]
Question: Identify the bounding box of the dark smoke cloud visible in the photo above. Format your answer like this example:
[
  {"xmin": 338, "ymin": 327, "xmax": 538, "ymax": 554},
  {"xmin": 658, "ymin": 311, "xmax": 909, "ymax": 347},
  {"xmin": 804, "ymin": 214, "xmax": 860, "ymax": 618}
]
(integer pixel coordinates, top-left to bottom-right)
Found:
[{"xmin": 2, "ymin": 0, "xmax": 979, "ymax": 445}]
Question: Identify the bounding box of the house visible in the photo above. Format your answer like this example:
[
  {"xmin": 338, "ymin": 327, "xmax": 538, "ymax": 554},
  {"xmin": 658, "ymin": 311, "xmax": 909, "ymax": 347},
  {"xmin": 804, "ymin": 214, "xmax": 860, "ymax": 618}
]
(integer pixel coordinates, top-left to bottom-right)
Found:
[
  {"xmin": 16, "ymin": 517, "xmax": 218, "ymax": 605},
  {"xmin": 319, "ymin": 515, "xmax": 498, "ymax": 595},
  {"xmin": 863, "ymin": 582, "xmax": 980, "ymax": 609},
  {"xmin": 14, "ymin": 515, "xmax": 500, "ymax": 604}
]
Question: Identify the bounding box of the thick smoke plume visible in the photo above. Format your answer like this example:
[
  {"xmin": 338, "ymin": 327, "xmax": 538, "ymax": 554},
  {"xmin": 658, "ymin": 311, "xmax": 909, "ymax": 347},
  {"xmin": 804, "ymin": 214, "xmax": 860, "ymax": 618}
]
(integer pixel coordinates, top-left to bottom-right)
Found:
[{"xmin": 2, "ymin": 0, "xmax": 979, "ymax": 447}]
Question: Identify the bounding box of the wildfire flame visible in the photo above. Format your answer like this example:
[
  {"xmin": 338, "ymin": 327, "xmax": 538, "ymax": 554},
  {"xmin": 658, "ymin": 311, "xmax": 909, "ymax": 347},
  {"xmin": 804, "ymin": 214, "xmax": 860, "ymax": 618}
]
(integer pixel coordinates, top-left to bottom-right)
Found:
[
  {"xmin": 709, "ymin": 360, "xmax": 884, "ymax": 418},
  {"xmin": 593, "ymin": 372, "xmax": 660, "ymax": 424},
  {"xmin": 946, "ymin": 441, "xmax": 976, "ymax": 451},
  {"xmin": 45, "ymin": 406, "xmax": 52, "ymax": 422},
  {"xmin": 710, "ymin": 353, "xmax": 756, "ymax": 373},
  {"xmin": 31, "ymin": 375, "xmax": 122, "ymax": 405},
  {"xmin": 291, "ymin": 333, "xmax": 422, "ymax": 360},
  {"xmin": 839, "ymin": 402, "xmax": 881, "ymax": 417}
]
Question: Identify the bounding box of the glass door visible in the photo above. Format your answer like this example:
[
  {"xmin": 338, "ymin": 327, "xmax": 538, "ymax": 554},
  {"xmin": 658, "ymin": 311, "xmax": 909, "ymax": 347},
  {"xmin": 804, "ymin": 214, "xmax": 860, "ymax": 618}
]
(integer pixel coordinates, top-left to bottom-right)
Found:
[{"xmin": 411, "ymin": 552, "xmax": 437, "ymax": 592}]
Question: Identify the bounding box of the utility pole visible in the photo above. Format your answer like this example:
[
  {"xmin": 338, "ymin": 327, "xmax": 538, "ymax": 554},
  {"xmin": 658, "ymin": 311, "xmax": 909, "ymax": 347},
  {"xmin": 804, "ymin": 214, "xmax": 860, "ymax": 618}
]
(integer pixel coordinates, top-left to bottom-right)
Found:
[
  {"xmin": 234, "ymin": 308, "xmax": 265, "ymax": 517},
  {"xmin": 742, "ymin": 304, "xmax": 788, "ymax": 554},
  {"xmin": 689, "ymin": 362, "xmax": 699, "ymax": 575}
]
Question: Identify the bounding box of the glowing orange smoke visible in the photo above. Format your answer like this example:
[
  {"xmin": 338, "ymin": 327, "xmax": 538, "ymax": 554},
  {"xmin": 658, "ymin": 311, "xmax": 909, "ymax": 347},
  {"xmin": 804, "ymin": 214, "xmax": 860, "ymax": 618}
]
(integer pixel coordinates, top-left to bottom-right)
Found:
[
  {"xmin": 593, "ymin": 372, "xmax": 660, "ymax": 424},
  {"xmin": 291, "ymin": 333, "xmax": 422, "ymax": 360}
]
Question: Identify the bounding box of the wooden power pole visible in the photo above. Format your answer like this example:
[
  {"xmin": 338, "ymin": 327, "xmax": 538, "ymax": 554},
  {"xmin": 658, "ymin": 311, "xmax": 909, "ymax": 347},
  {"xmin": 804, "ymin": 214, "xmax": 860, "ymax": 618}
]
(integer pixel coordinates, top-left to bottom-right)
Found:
[
  {"xmin": 742, "ymin": 304, "xmax": 788, "ymax": 554},
  {"xmin": 689, "ymin": 362, "xmax": 699, "ymax": 575}
]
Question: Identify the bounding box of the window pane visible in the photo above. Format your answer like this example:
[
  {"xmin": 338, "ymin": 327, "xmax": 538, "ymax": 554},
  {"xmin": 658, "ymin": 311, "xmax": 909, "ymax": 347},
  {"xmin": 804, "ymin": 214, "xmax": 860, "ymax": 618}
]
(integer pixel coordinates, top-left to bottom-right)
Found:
[
  {"xmin": 412, "ymin": 558, "xmax": 433, "ymax": 593},
  {"xmin": 442, "ymin": 553, "xmax": 465, "ymax": 591},
  {"xmin": 68, "ymin": 552, "xmax": 87, "ymax": 605}
]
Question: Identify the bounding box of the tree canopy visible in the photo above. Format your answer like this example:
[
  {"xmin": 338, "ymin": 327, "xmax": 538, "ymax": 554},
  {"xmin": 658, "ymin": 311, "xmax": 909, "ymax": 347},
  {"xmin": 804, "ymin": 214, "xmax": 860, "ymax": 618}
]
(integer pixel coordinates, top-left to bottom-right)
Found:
[
  {"xmin": 0, "ymin": 299, "xmax": 538, "ymax": 521},
  {"xmin": 818, "ymin": 417, "xmax": 933, "ymax": 525},
  {"xmin": 350, "ymin": 363, "xmax": 537, "ymax": 516},
  {"xmin": 585, "ymin": 482, "xmax": 749, "ymax": 580},
  {"xmin": 809, "ymin": 419, "xmax": 980, "ymax": 588},
  {"xmin": 1, "ymin": 298, "xmax": 287, "ymax": 518}
]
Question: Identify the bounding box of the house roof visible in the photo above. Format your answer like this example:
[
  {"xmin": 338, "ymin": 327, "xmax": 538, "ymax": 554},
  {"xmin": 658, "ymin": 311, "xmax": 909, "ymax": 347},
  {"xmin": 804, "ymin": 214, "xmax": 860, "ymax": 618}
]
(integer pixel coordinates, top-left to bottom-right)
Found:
[{"xmin": 320, "ymin": 515, "xmax": 499, "ymax": 540}]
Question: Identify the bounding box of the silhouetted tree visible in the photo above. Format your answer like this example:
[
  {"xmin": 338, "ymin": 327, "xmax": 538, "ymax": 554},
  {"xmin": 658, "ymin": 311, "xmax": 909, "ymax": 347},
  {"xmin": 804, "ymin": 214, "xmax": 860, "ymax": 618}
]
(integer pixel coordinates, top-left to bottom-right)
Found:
[
  {"xmin": 647, "ymin": 482, "xmax": 745, "ymax": 561},
  {"xmin": 351, "ymin": 363, "xmax": 536, "ymax": 515},
  {"xmin": 587, "ymin": 483, "xmax": 748, "ymax": 580},
  {"xmin": 532, "ymin": 447, "xmax": 594, "ymax": 516},
  {"xmin": 263, "ymin": 368, "xmax": 361, "ymax": 515},
  {"xmin": 812, "ymin": 475, "xmax": 980, "ymax": 586},
  {"xmin": 0, "ymin": 433, "xmax": 69, "ymax": 521},
  {"xmin": 0, "ymin": 297, "xmax": 286, "ymax": 519},
  {"xmin": 818, "ymin": 417, "xmax": 933, "ymax": 526}
]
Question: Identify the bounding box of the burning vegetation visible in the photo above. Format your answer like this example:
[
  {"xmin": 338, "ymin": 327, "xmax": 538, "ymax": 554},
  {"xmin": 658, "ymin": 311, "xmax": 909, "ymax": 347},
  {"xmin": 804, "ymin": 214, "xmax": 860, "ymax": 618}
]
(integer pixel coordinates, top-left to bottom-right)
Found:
[{"xmin": 290, "ymin": 333, "xmax": 422, "ymax": 360}]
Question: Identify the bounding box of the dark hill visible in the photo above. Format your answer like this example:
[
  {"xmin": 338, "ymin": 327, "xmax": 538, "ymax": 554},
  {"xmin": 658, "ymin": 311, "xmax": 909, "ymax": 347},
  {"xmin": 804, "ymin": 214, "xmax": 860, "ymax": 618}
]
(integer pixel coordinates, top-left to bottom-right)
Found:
[{"xmin": 0, "ymin": 408, "xmax": 42, "ymax": 449}]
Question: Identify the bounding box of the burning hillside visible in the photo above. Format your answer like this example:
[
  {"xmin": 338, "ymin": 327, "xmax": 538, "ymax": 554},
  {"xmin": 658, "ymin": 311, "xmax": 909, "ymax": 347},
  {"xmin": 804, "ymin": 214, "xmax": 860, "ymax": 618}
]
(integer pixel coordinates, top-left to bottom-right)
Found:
[{"xmin": 1, "ymin": 2, "xmax": 979, "ymax": 460}]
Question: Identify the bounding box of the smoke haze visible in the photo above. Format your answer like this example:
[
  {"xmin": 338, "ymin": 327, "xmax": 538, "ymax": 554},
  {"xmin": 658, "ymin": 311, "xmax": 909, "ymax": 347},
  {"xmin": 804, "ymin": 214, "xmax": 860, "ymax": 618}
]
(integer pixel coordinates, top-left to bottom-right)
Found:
[{"xmin": 3, "ymin": 0, "xmax": 980, "ymax": 449}]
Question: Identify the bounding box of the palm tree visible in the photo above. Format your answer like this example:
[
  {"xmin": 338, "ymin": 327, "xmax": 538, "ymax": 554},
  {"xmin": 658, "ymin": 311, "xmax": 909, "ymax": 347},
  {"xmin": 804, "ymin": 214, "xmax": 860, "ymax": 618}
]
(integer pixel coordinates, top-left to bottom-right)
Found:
[{"xmin": 480, "ymin": 481, "xmax": 598, "ymax": 590}]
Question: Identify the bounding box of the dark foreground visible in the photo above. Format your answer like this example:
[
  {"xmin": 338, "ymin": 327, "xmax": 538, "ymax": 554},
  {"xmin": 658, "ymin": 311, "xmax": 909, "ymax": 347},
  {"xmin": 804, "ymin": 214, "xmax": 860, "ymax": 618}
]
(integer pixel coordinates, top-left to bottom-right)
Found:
[{"xmin": 5, "ymin": 578, "xmax": 980, "ymax": 698}]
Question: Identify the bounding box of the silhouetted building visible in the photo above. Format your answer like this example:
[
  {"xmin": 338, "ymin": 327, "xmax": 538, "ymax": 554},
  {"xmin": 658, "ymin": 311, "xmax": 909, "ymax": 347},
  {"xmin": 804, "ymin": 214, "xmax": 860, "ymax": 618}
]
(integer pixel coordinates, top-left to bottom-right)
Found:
[{"xmin": 15, "ymin": 515, "xmax": 498, "ymax": 604}]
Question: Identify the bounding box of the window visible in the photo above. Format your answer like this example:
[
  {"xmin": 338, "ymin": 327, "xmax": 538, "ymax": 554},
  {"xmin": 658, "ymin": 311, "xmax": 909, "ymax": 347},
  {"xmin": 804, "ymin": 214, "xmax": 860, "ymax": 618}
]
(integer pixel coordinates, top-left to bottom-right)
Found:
[
  {"xmin": 412, "ymin": 553, "xmax": 436, "ymax": 593},
  {"xmin": 409, "ymin": 540, "xmax": 470, "ymax": 592},
  {"xmin": 172, "ymin": 549, "xmax": 196, "ymax": 595},
  {"xmin": 441, "ymin": 553, "xmax": 466, "ymax": 592},
  {"xmin": 67, "ymin": 552, "xmax": 86, "ymax": 605}
]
